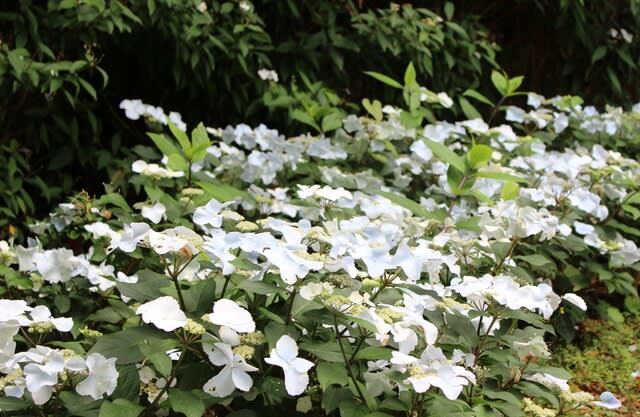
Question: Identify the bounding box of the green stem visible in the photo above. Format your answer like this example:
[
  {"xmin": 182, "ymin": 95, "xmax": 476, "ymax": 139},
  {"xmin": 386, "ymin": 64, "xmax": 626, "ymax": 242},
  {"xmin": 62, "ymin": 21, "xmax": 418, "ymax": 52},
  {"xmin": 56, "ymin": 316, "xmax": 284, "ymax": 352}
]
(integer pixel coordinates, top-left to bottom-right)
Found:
[
  {"xmin": 488, "ymin": 95, "xmax": 507, "ymax": 125},
  {"xmin": 348, "ymin": 329, "xmax": 370, "ymax": 363},
  {"xmin": 143, "ymin": 347, "xmax": 187, "ymax": 416},
  {"xmin": 334, "ymin": 316, "xmax": 367, "ymax": 406},
  {"xmin": 285, "ymin": 288, "xmax": 297, "ymax": 325},
  {"xmin": 219, "ymin": 275, "xmax": 231, "ymax": 299},
  {"xmin": 473, "ymin": 313, "xmax": 501, "ymax": 358},
  {"xmin": 20, "ymin": 328, "xmax": 38, "ymax": 347},
  {"xmin": 172, "ymin": 275, "xmax": 187, "ymax": 312},
  {"xmin": 493, "ymin": 237, "xmax": 519, "ymax": 274}
]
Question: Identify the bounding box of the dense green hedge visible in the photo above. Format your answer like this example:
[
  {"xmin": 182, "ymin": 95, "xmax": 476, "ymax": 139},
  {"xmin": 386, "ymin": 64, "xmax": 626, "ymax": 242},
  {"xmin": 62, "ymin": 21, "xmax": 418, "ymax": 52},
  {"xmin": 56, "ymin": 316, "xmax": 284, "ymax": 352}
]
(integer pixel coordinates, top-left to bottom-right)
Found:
[{"xmin": 1, "ymin": 0, "xmax": 639, "ymax": 236}]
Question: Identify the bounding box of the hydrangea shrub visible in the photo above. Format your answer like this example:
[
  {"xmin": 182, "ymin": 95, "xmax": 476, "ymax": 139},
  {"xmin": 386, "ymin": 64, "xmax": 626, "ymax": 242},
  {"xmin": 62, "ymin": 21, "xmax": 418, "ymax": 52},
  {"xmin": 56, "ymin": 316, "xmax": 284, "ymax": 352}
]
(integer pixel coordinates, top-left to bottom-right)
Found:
[{"xmin": 1, "ymin": 80, "xmax": 637, "ymax": 416}]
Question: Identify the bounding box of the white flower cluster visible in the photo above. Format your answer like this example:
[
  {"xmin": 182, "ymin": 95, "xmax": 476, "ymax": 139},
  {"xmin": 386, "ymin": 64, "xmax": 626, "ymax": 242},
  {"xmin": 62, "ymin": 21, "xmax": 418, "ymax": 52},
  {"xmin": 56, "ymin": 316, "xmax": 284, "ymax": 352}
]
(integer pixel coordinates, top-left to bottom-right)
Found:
[
  {"xmin": 3, "ymin": 91, "xmax": 636, "ymax": 412},
  {"xmin": 0, "ymin": 300, "xmax": 118, "ymax": 404},
  {"xmin": 120, "ymin": 99, "xmax": 187, "ymax": 131}
]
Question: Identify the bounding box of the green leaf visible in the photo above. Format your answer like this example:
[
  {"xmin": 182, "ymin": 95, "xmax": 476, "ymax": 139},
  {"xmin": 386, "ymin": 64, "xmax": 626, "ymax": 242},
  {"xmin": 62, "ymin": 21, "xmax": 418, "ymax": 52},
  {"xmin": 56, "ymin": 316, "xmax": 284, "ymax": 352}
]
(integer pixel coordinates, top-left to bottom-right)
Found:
[
  {"xmin": 236, "ymin": 279, "xmax": 278, "ymax": 295},
  {"xmin": 444, "ymin": 2, "xmax": 455, "ymax": 19},
  {"xmin": 147, "ymin": 133, "xmax": 180, "ymax": 157},
  {"xmin": 59, "ymin": 391, "xmax": 102, "ymax": 417},
  {"xmin": 99, "ymin": 399, "xmax": 144, "ymax": 417},
  {"xmin": 376, "ymin": 190, "xmax": 443, "ymax": 221},
  {"xmin": 7, "ymin": 49, "xmax": 27, "ymax": 77},
  {"xmin": 476, "ymin": 170, "xmax": 530, "ymax": 184},
  {"xmin": 169, "ymin": 122, "xmax": 191, "ymax": 153},
  {"xmin": 167, "ymin": 153, "xmax": 189, "ymax": 172},
  {"xmin": 463, "ymin": 89, "xmax": 494, "ymax": 106},
  {"xmin": 197, "ymin": 180, "xmax": 252, "ymax": 203},
  {"xmin": 183, "ymin": 278, "xmax": 216, "ymax": 313},
  {"xmin": 364, "ymin": 71, "xmax": 403, "ymax": 89},
  {"xmin": 491, "ymin": 70, "xmax": 508, "ymax": 96},
  {"xmin": 141, "ymin": 349, "xmax": 172, "ymax": 377},
  {"xmin": 190, "ymin": 123, "xmax": 210, "ymax": 161},
  {"xmin": 468, "ymin": 144, "xmax": 493, "ymax": 168},
  {"xmin": 0, "ymin": 397, "xmax": 30, "ymax": 411},
  {"xmin": 507, "ymin": 75, "xmax": 524, "ymax": 95},
  {"xmin": 591, "ymin": 46, "xmax": 607, "ymax": 64},
  {"xmin": 514, "ymin": 254, "xmax": 552, "ymax": 267},
  {"xmin": 459, "ymin": 97, "xmax": 482, "ymax": 119},
  {"xmin": 622, "ymin": 204, "xmax": 640, "ymax": 220},
  {"xmin": 89, "ymin": 327, "xmax": 174, "ymax": 365},
  {"xmin": 79, "ymin": 78, "xmax": 98, "ymax": 100},
  {"xmin": 456, "ymin": 217, "xmax": 481, "ymax": 233},
  {"xmin": 607, "ymin": 306, "xmax": 625, "ymax": 324},
  {"xmin": 169, "ymin": 389, "xmax": 206, "ymax": 417},
  {"xmin": 340, "ymin": 399, "xmax": 369, "ymax": 417},
  {"xmin": 111, "ymin": 364, "xmax": 141, "ymax": 402},
  {"xmin": 300, "ymin": 340, "xmax": 344, "ymax": 362},
  {"xmin": 500, "ymin": 182, "xmax": 520, "ymax": 200},
  {"xmin": 317, "ymin": 362, "xmax": 349, "ymax": 390},
  {"xmin": 607, "ymin": 67, "xmax": 622, "ymax": 95},
  {"xmin": 379, "ymin": 397, "xmax": 407, "ymax": 411},
  {"xmin": 54, "ymin": 294, "xmax": 71, "ymax": 313},
  {"xmin": 116, "ymin": 269, "xmax": 170, "ymax": 302},
  {"xmin": 399, "ymin": 110, "xmax": 423, "ymax": 128},
  {"xmin": 353, "ymin": 346, "xmax": 392, "ymax": 361},
  {"xmin": 292, "ymin": 109, "xmax": 321, "ymax": 132},
  {"xmin": 403, "ymin": 62, "xmax": 416, "ymax": 86},
  {"xmin": 447, "ymin": 165, "xmax": 471, "ymax": 196},
  {"xmin": 322, "ymin": 112, "xmax": 344, "ymax": 132},
  {"xmin": 362, "ymin": 98, "xmax": 383, "ymax": 121},
  {"xmin": 422, "ymin": 140, "xmax": 466, "ymax": 173},
  {"xmin": 95, "ymin": 193, "xmax": 132, "ymax": 211},
  {"xmin": 516, "ymin": 381, "xmax": 559, "ymax": 409}
]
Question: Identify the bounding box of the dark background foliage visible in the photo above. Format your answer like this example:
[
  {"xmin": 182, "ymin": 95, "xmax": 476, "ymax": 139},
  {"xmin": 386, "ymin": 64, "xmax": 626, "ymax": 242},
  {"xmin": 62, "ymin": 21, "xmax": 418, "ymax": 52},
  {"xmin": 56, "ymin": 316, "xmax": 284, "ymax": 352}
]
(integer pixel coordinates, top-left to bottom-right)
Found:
[{"xmin": 1, "ymin": 0, "xmax": 639, "ymax": 236}]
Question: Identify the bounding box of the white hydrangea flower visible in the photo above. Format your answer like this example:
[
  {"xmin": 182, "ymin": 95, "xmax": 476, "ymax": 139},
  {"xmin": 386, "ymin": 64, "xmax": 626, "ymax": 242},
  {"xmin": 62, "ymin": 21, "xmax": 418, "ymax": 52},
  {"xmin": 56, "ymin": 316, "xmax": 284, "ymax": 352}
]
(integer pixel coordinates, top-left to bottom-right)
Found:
[
  {"xmin": 193, "ymin": 199, "xmax": 234, "ymax": 230},
  {"xmin": 32, "ymin": 249, "xmax": 78, "ymax": 284},
  {"xmin": 28, "ymin": 306, "xmax": 73, "ymax": 332},
  {"xmin": 136, "ymin": 296, "xmax": 187, "ymax": 332},
  {"xmin": 391, "ymin": 346, "xmax": 475, "ymax": 400},
  {"xmin": 264, "ymin": 335, "xmax": 314, "ymax": 396},
  {"xmin": 108, "ymin": 222, "xmax": 150, "ymax": 253},
  {"xmin": 75, "ymin": 353, "xmax": 118, "ymax": 400},
  {"xmin": 209, "ymin": 299, "xmax": 255, "ymax": 333},
  {"xmin": 593, "ymin": 391, "xmax": 622, "ymax": 409},
  {"xmin": 202, "ymin": 336, "xmax": 258, "ymax": 397},
  {"xmin": 131, "ymin": 160, "xmax": 184, "ymax": 179},
  {"xmin": 257, "ymin": 69, "xmax": 279, "ymax": 82},
  {"xmin": 141, "ymin": 202, "xmax": 166, "ymax": 224}
]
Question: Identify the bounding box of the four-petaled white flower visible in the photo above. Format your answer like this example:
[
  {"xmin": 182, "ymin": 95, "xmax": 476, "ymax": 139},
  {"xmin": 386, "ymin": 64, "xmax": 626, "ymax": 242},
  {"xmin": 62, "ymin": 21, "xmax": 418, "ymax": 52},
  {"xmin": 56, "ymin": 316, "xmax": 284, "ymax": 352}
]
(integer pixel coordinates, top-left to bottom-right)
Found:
[
  {"xmin": 136, "ymin": 296, "xmax": 187, "ymax": 332},
  {"xmin": 202, "ymin": 335, "xmax": 258, "ymax": 397},
  {"xmin": 264, "ymin": 335, "xmax": 314, "ymax": 396},
  {"xmin": 193, "ymin": 199, "xmax": 234, "ymax": 230},
  {"xmin": 109, "ymin": 222, "xmax": 150, "ymax": 253},
  {"xmin": 75, "ymin": 353, "xmax": 119, "ymax": 400},
  {"xmin": 209, "ymin": 299, "xmax": 255, "ymax": 333}
]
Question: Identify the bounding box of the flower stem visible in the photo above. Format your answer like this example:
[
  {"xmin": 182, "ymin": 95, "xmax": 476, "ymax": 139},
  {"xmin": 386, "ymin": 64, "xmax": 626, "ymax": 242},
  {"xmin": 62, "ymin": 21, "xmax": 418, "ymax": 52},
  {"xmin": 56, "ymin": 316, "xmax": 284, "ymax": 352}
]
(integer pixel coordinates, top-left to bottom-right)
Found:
[
  {"xmin": 334, "ymin": 316, "xmax": 367, "ymax": 406},
  {"xmin": 143, "ymin": 347, "xmax": 187, "ymax": 416},
  {"xmin": 285, "ymin": 288, "xmax": 297, "ymax": 325},
  {"xmin": 493, "ymin": 237, "xmax": 519, "ymax": 274}
]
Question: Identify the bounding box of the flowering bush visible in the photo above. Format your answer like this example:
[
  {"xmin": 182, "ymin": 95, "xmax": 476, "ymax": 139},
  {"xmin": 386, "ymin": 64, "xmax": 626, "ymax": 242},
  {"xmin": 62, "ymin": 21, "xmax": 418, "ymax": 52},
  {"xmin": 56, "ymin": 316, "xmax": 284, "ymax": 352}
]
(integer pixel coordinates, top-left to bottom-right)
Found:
[{"xmin": 1, "ymin": 69, "xmax": 637, "ymax": 416}]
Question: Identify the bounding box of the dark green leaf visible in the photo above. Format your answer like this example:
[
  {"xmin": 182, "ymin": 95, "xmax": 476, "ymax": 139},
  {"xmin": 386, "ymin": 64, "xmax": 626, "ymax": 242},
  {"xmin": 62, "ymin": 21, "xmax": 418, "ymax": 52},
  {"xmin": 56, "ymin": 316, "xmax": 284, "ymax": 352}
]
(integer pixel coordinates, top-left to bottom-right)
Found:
[
  {"xmin": 169, "ymin": 389, "xmax": 206, "ymax": 417},
  {"xmin": 364, "ymin": 71, "xmax": 403, "ymax": 89},
  {"xmin": 99, "ymin": 399, "xmax": 144, "ymax": 417}
]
